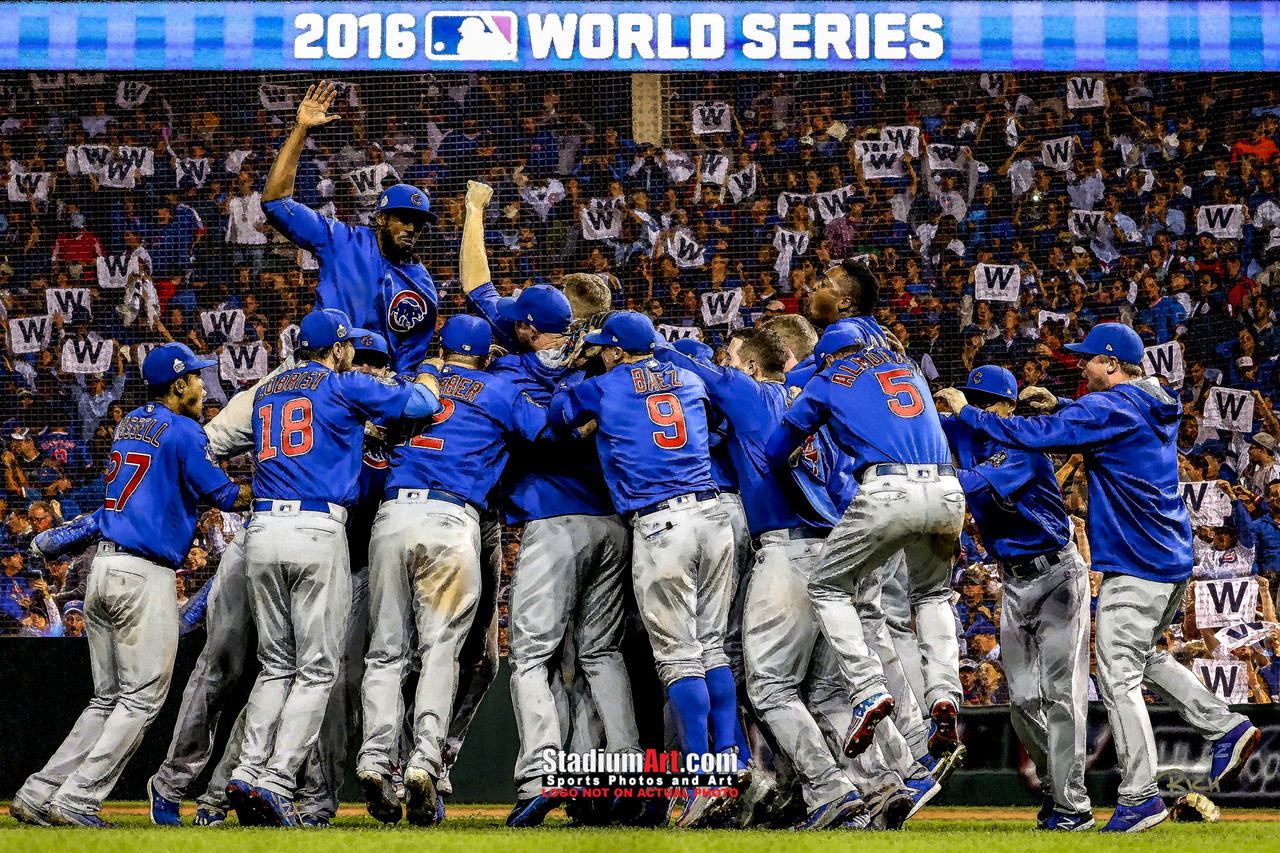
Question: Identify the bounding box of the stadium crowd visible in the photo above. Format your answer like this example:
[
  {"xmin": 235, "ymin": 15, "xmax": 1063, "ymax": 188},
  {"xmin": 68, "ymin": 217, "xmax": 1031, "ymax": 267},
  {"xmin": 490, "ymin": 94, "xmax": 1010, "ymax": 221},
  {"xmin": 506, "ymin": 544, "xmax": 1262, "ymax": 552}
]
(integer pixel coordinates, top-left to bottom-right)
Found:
[{"xmin": 1, "ymin": 70, "xmax": 1279, "ymax": 707}]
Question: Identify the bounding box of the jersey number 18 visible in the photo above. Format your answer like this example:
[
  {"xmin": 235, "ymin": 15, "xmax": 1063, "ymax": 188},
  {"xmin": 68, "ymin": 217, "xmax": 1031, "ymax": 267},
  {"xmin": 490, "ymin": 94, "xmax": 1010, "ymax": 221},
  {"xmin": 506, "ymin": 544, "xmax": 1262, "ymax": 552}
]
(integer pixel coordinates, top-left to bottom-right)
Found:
[{"xmin": 257, "ymin": 399, "xmax": 315, "ymax": 461}]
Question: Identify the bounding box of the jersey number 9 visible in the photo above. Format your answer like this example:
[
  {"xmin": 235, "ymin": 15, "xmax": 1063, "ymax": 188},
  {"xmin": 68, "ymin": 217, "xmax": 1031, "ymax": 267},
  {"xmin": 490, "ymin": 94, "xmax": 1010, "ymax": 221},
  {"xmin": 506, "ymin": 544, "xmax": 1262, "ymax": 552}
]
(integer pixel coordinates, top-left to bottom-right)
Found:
[
  {"xmin": 647, "ymin": 393, "xmax": 688, "ymax": 449},
  {"xmin": 257, "ymin": 399, "xmax": 315, "ymax": 461}
]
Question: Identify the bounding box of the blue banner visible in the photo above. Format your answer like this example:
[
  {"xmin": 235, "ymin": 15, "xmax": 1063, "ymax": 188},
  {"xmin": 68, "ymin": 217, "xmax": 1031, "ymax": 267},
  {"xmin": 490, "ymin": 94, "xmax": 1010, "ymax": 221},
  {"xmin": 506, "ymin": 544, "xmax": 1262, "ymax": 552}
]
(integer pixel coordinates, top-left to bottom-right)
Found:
[{"xmin": 0, "ymin": 1, "xmax": 1276, "ymax": 71}]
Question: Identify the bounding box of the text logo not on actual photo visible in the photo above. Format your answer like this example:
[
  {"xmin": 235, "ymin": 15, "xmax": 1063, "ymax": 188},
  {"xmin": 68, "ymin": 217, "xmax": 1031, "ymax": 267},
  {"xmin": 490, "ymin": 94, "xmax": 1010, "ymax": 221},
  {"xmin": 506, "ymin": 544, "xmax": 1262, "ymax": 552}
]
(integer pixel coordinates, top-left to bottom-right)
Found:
[{"xmin": 426, "ymin": 12, "xmax": 519, "ymax": 61}]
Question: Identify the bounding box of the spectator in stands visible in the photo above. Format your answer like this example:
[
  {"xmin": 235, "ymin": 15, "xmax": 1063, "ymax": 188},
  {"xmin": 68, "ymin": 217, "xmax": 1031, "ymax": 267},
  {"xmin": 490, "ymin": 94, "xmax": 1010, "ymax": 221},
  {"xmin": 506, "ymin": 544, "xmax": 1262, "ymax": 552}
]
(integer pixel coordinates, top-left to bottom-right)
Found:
[
  {"xmin": 61, "ymin": 600, "xmax": 85, "ymax": 638},
  {"xmin": 63, "ymin": 347, "xmax": 127, "ymax": 441}
]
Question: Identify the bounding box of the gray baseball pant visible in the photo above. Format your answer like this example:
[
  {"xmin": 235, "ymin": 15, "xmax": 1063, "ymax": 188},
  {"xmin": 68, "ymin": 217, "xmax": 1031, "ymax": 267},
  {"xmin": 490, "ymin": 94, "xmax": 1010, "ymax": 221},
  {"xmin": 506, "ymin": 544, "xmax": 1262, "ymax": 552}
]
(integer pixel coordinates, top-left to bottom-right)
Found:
[
  {"xmin": 509, "ymin": 513, "xmax": 639, "ymax": 799},
  {"xmin": 20, "ymin": 549, "xmax": 179, "ymax": 815},
  {"xmin": 152, "ymin": 531, "xmax": 253, "ymax": 803},
  {"xmin": 232, "ymin": 509, "xmax": 352, "ymax": 798},
  {"xmin": 719, "ymin": 493, "xmax": 753, "ymax": 685},
  {"xmin": 1095, "ymin": 574, "xmax": 1247, "ymax": 805},
  {"xmin": 743, "ymin": 532, "xmax": 859, "ymax": 809},
  {"xmin": 810, "ymin": 469, "xmax": 965, "ymax": 710},
  {"xmin": 1000, "ymin": 542, "xmax": 1092, "ymax": 814},
  {"xmin": 360, "ymin": 496, "xmax": 482, "ymax": 781},
  {"xmin": 882, "ymin": 554, "xmax": 928, "ymax": 712},
  {"xmin": 630, "ymin": 494, "xmax": 735, "ymax": 685}
]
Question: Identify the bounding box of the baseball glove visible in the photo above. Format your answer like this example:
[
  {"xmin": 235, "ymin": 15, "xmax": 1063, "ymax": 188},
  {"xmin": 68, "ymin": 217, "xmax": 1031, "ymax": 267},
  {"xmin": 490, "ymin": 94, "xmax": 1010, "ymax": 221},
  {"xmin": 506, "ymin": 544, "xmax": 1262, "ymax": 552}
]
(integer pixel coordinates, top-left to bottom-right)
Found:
[{"xmin": 1170, "ymin": 793, "xmax": 1220, "ymax": 822}]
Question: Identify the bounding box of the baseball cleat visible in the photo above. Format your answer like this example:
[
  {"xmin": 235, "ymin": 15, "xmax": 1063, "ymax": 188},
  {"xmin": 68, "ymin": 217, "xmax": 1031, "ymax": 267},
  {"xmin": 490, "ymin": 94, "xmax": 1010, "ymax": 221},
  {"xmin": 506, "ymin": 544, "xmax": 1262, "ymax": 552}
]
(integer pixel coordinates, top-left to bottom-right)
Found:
[
  {"xmin": 193, "ymin": 807, "xmax": 226, "ymax": 827},
  {"xmin": 928, "ymin": 700, "xmax": 960, "ymax": 757},
  {"xmin": 299, "ymin": 814, "xmax": 330, "ymax": 828},
  {"xmin": 226, "ymin": 780, "xmax": 267, "ymax": 827},
  {"xmin": 735, "ymin": 769, "xmax": 778, "ymax": 828},
  {"xmin": 358, "ymin": 770, "xmax": 403, "ymax": 824},
  {"xmin": 1098, "ymin": 797, "xmax": 1168, "ymax": 833},
  {"xmin": 404, "ymin": 767, "xmax": 441, "ymax": 827},
  {"xmin": 564, "ymin": 794, "xmax": 614, "ymax": 827},
  {"xmin": 437, "ymin": 768, "xmax": 453, "ymax": 797},
  {"xmin": 843, "ymin": 692, "xmax": 895, "ymax": 758},
  {"xmin": 10, "ymin": 796, "xmax": 54, "ymax": 826},
  {"xmin": 673, "ymin": 790, "xmax": 735, "ymax": 828},
  {"xmin": 1042, "ymin": 809, "xmax": 1096, "ymax": 831},
  {"xmin": 903, "ymin": 775, "xmax": 942, "ymax": 818},
  {"xmin": 47, "ymin": 805, "xmax": 117, "ymax": 828},
  {"xmin": 1036, "ymin": 796, "xmax": 1056, "ymax": 828},
  {"xmin": 925, "ymin": 743, "xmax": 966, "ymax": 786},
  {"xmin": 148, "ymin": 774, "xmax": 182, "ymax": 826},
  {"xmin": 248, "ymin": 786, "xmax": 300, "ymax": 828},
  {"xmin": 1209, "ymin": 722, "xmax": 1261, "ymax": 788},
  {"xmin": 506, "ymin": 794, "xmax": 565, "ymax": 827},
  {"xmin": 616, "ymin": 794, "xmax": 672, "ymax": 827},
  {"xmin": 874, "ymin": 786, "xmax": 914, "ymax": 831},
  {"xmin": 792, "ymin": 790, "xmax": 866, "ymax": 831}
]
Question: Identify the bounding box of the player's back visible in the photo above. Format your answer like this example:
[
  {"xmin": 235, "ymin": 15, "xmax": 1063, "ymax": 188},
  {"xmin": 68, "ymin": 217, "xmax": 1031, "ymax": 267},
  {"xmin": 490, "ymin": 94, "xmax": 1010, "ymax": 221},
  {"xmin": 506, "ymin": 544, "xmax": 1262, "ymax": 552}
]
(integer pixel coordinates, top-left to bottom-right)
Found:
[
  {"xmin": 252, "ymin": 363, "xmax": 409, "ymax": 506},
  {"xmin": 387, "ymin": 364, "xmax": 538, "ymax": 509},
  {"xmin": 812, "ymin": 347, "xmax": 950, "ymax": 469},
  {"xmin": 98, "ymin": 402, "xmax": 220, "ymax": 568},
  {"xmin": 593, "ymin": 359, "xmax": 715, "ymax": 513}
]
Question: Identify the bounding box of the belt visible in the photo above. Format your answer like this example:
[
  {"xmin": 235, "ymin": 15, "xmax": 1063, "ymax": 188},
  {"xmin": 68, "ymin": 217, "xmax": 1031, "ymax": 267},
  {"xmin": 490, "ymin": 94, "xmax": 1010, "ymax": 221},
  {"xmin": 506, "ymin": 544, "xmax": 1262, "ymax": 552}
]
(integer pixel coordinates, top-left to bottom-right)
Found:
[
  {"xmin": 718, "ymin": 487, "xmax": 740, "ymax": 496},
  {"xmin": 1000, "ymin": 548, "xmax": 1063, "ymax": 580},
  {"xmin": 752, "ymin": 526, "xmax": 826, "ymax": 550},
  {"xmin": 252, "ymin": 499, "xmax": 348, "ymax": 524},
  {"xmin": 98, "ymin": 540, "xmax": 179, "ymax": 571},
  {"xmin": 633, "ymin": 489, "xmax": 719, "ymax": 519},
  {"xmin": 860, "ymin": 463, "xmax": 957, "ymax": 482},
  {"xmin": 388, "ymin": 488, "xmax": 481, "ymax": 520}
]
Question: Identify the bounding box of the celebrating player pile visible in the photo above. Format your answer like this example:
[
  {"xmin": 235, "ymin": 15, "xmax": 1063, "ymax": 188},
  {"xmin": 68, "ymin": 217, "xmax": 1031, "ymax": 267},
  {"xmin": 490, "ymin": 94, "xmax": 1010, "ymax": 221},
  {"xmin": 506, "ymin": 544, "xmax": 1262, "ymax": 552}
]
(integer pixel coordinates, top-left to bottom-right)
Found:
[{"xmin": 10, "ymin": 89, "xmax": 1262, "ymax": 835}]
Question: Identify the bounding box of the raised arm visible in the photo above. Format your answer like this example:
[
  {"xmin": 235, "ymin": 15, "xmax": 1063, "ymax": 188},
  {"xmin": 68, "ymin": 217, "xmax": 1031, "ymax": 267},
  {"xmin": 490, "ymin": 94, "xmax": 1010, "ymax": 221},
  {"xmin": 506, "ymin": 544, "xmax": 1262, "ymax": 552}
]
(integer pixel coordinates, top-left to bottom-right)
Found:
[
  {"xmin": 460, "ymin": 181, "xmax": 493, "ymax": 296},
  {"xmin": 262, "ymin": 82, "xmax": 340, "ymax": 203}
]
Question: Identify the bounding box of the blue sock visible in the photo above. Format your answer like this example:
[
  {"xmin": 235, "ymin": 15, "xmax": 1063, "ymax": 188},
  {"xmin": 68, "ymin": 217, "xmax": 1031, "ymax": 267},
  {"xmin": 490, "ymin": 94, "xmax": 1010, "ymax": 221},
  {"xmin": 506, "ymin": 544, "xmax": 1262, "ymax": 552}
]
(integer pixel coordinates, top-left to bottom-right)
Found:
[
  {"xmin": 667, "ymin": 676, "xmax": 711, "ymax": 755},
  {"xmin": 706, "ymin": 666, "xmax": 750, "ymax": 766}
]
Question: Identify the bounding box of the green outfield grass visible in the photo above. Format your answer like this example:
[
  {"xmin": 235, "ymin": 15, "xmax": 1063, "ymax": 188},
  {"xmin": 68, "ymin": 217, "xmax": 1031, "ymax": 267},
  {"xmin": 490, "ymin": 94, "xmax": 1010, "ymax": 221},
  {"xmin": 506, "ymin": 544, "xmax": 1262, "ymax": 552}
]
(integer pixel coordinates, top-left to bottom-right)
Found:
[{"xmin": 2, "ymin": 805, "xmax": 1280, "ymax": 852}]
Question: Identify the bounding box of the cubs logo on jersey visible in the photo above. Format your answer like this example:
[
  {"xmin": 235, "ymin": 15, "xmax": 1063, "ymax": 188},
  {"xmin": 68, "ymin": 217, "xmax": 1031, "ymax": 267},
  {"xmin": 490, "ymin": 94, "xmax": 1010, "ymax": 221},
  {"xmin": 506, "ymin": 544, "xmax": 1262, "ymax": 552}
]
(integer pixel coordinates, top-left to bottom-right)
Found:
[
  {"xmin": 363, "ymin": 444, "xmax": 389, "ymax": 469},
  {"xmin": 388, "ymin": 290, "xmax": 429, "ymax": 335}
]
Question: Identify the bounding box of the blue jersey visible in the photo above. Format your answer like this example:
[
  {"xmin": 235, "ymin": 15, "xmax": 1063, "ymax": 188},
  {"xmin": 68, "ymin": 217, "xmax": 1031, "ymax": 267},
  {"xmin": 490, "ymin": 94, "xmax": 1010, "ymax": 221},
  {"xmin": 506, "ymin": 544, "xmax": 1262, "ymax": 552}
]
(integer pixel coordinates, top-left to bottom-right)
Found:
[
  {"xmin": 386, "ymin": 364, "xmax": 549, "ymax": 508},
  {"xmin": 489, "ymin": 353, "xmax": 614, "ymax": 524},
  {"xmin": 773, "ymin": 347, "xmax": 949, "ymax": 472},
  {"xmin": 655, "ymin": 347, "xmax": 821, "ymax": 536},
  {"xmin": 958, "ymin": 376, "xmax": 1191, "ymax": 583},
  {"xmin": 348, "ymin": 433, "xmax": 391, "ymax": 571},
  {"xmin": 785, "ymin": 358, "xmax": 859, "ymax": 527},
  {"xmin": 251, "ymin": 363, "xmax": 417, "ymax": 506},
  {"xmin": 99, "ymin": 402, "xmax": 240, "ymax": 568},
  {"xmin": 942, "ymin": 416, "xmax": 1071, "ymax": 563},
  {"xmin": 708, "ymin": 411, "xmax": 739, "ymax": 493},
  {"xmin": 551, "ymin": 359, "xmax": 714, "ymax": 514},
  {"xmin": 465, "ymin": 282, "xmax": 521, "ymax": 352},
  {"xmin": 262, "ymin": 197, "xmax": 438, "ymax": 371}
]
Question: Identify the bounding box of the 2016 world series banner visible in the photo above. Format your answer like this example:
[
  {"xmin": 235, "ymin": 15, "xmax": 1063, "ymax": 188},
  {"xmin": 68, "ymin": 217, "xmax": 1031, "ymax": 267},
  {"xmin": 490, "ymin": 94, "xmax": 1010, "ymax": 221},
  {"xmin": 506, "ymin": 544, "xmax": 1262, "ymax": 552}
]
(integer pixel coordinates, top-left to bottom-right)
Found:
[{"xmin": 0, "ymin": 1, "xmax": 1278, "ymax": 72}]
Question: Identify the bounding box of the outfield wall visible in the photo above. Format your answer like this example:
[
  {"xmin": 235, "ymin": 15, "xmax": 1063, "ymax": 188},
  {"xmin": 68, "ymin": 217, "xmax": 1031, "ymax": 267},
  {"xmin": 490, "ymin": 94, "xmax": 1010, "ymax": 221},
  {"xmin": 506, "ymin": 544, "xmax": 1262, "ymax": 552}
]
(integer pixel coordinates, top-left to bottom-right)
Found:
[{"xmin": 2, "ymin": 638, "xmax": 1277, "ymax": 807}]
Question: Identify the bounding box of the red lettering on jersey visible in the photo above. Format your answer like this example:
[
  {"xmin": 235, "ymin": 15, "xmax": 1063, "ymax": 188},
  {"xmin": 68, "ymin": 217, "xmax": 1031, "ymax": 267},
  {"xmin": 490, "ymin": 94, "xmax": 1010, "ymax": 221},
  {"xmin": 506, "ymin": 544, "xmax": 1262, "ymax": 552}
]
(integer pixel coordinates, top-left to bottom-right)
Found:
[{"xmin": 631, "ymin": 367, "xmax": 647, "ymax": 393}]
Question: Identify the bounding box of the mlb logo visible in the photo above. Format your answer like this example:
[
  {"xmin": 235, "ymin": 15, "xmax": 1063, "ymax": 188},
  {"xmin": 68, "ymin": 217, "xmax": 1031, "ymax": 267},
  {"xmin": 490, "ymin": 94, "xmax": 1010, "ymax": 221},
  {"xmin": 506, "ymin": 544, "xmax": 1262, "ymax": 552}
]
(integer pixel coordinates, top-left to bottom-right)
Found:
[{"xmin": 426, "ymin": 12, "xmax": 518, "ymax": 61}]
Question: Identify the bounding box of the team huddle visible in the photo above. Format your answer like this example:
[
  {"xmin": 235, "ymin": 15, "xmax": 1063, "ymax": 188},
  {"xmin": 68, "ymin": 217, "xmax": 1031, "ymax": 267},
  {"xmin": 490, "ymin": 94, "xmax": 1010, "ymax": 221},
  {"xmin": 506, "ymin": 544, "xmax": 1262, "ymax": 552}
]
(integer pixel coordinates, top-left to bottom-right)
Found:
[{"xmin": 8, "ymin": 83, "xmax": 1265, "ymax": 833}]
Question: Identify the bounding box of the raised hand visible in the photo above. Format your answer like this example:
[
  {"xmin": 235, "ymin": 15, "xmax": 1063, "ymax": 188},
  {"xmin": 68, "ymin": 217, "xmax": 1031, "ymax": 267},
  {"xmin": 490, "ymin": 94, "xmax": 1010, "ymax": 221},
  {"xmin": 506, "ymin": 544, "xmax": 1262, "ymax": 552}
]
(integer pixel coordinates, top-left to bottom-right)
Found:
[{"xmin": 296, "ymin": 82, "xmax": 341, "ymax": 130}]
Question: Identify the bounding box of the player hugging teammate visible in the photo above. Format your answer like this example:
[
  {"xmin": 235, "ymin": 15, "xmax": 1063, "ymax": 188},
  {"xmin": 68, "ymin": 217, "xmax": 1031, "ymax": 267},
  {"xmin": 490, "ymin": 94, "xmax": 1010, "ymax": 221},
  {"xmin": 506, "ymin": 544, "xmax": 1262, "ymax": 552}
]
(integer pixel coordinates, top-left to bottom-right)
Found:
[{"xmin": 10, "ymin": 82, "xmax": 1262, "ymax": 834}]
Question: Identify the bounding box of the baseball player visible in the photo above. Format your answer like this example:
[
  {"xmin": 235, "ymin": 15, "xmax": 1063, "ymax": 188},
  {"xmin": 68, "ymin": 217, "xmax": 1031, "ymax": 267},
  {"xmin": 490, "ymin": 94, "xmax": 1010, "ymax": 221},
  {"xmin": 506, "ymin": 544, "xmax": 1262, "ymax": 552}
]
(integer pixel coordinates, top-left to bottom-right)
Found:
[
  {"xmin": 457, "ymin": 182, "xmax": 642, "ymax": 829},
  {"xmin": 935, "ymin": 366, "xmax": 1093, "ymax": 831},
  {"xmin": 226, "ymin": 309, "xmax": 439, "ymax": 827},
  {"xmin": 11, "ymin": 343, "xmax": 250, "ymax": 828},
  {"xmin": 653, "ymin": 327, "xmax": 873, "ymax": 830},
  {"xmin": 765, "ymin": 302, "xmax": 965, "ymax": 764},
  {"xmin": 549, "ymin": 311, "xmax": 742, "ymax": 829},
  {"xmin": 204, "ymin": 81, "xmax": 439, "ymax": 458},
  {"xmin": 948, "ymin": 324, "xmax": 1260, "ymax": 832},
  {"xmin": 358, "ymin": 315, "xmax": 550, "ymax": 826}
]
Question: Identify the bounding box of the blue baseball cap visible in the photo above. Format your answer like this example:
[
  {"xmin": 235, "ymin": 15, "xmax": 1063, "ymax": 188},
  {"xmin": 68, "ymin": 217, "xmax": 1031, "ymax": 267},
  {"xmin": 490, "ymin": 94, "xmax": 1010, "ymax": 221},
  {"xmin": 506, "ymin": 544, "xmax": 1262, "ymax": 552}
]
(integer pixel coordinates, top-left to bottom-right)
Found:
[
  {"xmin": 63, "ymin": 599, "xmax": 83, "ymax": 616},
  {"xmin": 441, "ymin": 315, "xmax": 492, "ymax": 355},
  {"xmin": 352, "ymin": 329, "xmax": 390, "ymax": 363},
  {"xmin": 1064, "ymin": 322, "xmax": 1143, "ymax": 365},
  {"xmin": 963, "ymin": 366, "xmax": 1018, "ymax": 403},
  {"xmin": 298, "ymin": 309, "xmax": 354, "ymax": 349},
  {"xmin": 585, "ymin": 311, "xmax": 657, "ymax": 352},
  {"xmin": 498, "ymin": 285, "xmax": 573, "ymax": 334},
  {"xmin": 143, "ymin": 343, "xmax": 216, "ymax": 385},
  {"xmin": 672, "ymin": 338, "xmax": 713, "ymax": 361},
  {"xmin": 814, "ymin": 323, "xmax": 871, "ymax": 362},
  {"xmin": 376, "ymin": 183, "xmax": 438, "ymax": 224}
]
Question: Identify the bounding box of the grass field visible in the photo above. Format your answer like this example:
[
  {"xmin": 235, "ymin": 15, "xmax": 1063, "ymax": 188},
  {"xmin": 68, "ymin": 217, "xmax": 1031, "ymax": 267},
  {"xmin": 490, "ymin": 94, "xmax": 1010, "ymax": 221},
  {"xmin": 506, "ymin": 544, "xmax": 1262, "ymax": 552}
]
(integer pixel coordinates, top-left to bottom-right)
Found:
[{"xmin": 3, "ymin": 804, "xmax": 1280, "ymax": 852}]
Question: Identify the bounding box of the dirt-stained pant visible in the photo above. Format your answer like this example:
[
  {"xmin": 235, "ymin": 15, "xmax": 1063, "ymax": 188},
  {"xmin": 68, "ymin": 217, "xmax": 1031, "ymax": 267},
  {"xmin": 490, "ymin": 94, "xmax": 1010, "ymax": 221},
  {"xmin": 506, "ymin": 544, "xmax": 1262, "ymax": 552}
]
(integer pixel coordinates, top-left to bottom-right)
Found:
[
  {"xmin": 359, "ymin": 495, "xmax": 481, "ymax": 781},
  {"xmin": 20, "ymin": 549, "xmax": 179, "ymax": 815},
  {"xmin": 809, "ymin": 468, "xmax": 965, "ymax": 711},
  {"xmin": 231, "ymin": 509, "xmax": 352, "ymax": 798},
  {"xmin": 1001, "ymin": 542, "xmax": 1092, "ymax": 814},
  {"xmin": 509, "ymin": 513, "xmax": 639, "ymax": 799}
]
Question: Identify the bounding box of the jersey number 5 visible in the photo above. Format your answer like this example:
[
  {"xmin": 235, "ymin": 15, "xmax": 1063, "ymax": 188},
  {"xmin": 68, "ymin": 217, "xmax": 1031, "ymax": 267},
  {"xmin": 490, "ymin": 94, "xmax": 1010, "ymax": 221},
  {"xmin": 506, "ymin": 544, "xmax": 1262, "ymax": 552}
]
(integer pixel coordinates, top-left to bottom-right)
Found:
[
  {"xmin": 103, "ymin": 451, "xmax": 151, "ymax": 511},
  {"xmin": 876, "ymin": 368, "xmax": 925, "ymax": 418},
  {"xmin": 647, "ymin": 393, "xmax": 688, "ymax": 449},
  {"xmin": 257, "ymin": 399, "xmax": 315, "ymax": 461}
]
